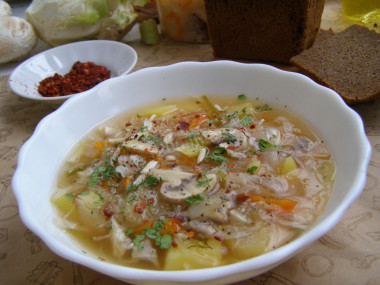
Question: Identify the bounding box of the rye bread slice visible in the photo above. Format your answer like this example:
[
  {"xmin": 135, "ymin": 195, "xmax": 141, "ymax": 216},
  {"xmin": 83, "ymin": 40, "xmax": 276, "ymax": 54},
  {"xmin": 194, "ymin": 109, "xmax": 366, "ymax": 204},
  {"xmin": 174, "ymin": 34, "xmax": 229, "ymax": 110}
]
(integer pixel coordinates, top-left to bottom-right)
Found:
[{"xmin": 290, "ymin": 25, "xmax": 380, "ymax": 103}]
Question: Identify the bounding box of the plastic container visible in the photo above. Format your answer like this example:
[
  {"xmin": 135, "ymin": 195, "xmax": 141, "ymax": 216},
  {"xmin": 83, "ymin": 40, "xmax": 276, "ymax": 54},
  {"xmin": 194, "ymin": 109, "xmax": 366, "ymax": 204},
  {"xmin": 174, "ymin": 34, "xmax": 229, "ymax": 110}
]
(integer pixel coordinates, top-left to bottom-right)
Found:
[
  {"xmin": 156, "ymin": 0, "xmax": 209, "ymax": 43},
  {"xmin": 341, "ymin": 0, "xmax": 380, "ymax": 25}
]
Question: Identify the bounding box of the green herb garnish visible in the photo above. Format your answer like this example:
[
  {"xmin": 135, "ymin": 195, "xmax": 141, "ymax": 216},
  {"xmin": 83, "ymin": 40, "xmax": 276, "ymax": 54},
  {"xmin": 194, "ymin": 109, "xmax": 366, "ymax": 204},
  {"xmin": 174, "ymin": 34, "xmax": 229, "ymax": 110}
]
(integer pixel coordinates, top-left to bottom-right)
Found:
[
  {"xmin": 125, "ymin": 175, "xmax": 160, "ymax": 193},
  {"xmin": 185, "ymin": 194, "xmax": 206, "ymax": 205},
  {"xmin": 255, "ymin": 104, "xmax": 272, "ymax": 111},
  {"xmin": 258, "ymin": 139, "xmax": 281, "ymax": 151},
  {"xmin": 238, "ymin": 94, "xmax": 247, "ymax": 100},
  {"xmin": 240, "ymin": 116, "xmax": 252, "ymax": 126},
  {"xmin": 133, "ymin": 220, "xmax": 173, "ymax": 251},
  {"xmin": 138, "ymin": 134, "xmax": 166, "ymax": 146},
  {"xmin": 205, "ymin": 147, "xmax": 228, "ymax": 165},
  {"xmin": 247, "ymin": 166, "xmax": 258, "ymax": 174},
  {"xmin": 222, "ymin": 132, "xmax": 236, "ymax": 144},
  {"xmin": 196, "ymin": 174, "xmax": 212, "ymax": 188},
  {"xmin": 87, "ymin": 157, "xmax": 121, "ymax": 187}
]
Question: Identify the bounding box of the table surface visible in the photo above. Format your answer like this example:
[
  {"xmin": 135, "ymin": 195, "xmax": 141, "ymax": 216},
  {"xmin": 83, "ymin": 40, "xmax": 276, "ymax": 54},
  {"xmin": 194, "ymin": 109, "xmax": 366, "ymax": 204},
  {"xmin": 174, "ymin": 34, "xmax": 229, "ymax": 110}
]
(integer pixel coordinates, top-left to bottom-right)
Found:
[{"xmin": 1, "ymin": 1, "xmax": 380, "ymax": 284}]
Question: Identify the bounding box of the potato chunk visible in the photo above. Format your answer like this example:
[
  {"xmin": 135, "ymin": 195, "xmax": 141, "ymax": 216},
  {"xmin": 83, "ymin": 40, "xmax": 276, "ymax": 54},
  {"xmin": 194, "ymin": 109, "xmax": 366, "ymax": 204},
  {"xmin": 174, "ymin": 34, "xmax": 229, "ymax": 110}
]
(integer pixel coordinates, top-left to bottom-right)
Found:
[
  {"xmin": 225, "ymin": 226, "xmax": 270, "ymax": 259},
  {"xmin": 53, "ymin": 193, "xmax": 75, "ymax": 214},
  {"xmin": 280, "ymin": 156, "xmax": 298, "ymax": 175},
  {"xmin": 164, "ymin": 237, "xmax": 222, "ymax": 270},
  {"xmin": 75, "ymin": 190, "xmax": 107, "ymax": 234}
]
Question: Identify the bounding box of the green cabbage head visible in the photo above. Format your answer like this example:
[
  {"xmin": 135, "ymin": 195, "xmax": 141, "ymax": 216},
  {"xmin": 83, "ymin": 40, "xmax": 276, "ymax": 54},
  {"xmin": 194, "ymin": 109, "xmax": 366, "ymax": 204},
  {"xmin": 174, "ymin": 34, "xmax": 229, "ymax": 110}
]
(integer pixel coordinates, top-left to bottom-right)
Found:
[{"xmin": 26, "ymin": 0, "xmax": 148, "ymax": 46}]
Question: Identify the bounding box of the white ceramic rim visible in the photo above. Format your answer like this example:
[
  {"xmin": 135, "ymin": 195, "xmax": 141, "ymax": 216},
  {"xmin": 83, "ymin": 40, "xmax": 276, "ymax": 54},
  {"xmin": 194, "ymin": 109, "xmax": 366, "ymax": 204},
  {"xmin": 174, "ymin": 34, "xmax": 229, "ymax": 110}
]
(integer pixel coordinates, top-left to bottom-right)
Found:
[
  {"xmin": 12, "ymin": 61, "xmax": 372, "ymax": 284},
  {"xmin": 8, "ymin": 40, "xmax": 137, "ymax": 102}
]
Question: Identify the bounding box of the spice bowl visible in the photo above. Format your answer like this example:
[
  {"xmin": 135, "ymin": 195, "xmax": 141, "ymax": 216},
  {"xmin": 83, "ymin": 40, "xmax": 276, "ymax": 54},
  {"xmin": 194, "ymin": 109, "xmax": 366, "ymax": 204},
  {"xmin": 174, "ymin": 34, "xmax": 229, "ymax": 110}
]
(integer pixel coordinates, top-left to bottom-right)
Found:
[{"xmin": 8, "ymin": 40, "xmax": 137, "ymax": 103}]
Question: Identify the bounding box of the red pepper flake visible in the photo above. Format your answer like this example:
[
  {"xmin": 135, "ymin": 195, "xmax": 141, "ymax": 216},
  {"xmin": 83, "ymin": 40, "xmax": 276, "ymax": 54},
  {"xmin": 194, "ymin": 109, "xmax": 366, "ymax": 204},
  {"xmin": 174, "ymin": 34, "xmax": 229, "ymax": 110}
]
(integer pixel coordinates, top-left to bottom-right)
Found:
[
  {"xmin": 236, "ymin": 194, "xmax": 250, "ymax": 203},
  {"xmin": 178, "ymin": 121, "xmax": 190, "ymax": 130},
  {"xmin": 134, "ymin": 205, "xmax": 144, "ymax": 214},
  {"xmin": 103, "ymin": 208, "xmax": 115, "ymax": 218},
  {"xmin": 250, "ymin": 124, "xmax": 256, "ymax": 129},
  {"xmin": 171, "ymin": 240, "xmax": 178, "ymax": 248},
  {"xmin": 214, "ymin": 235, "xmax": 222, "ymax": 241},
  {"xmin": 38, "ymin": 61, "xmax": 111, "ymax": 97},
  {"xmin": 125, "ymin": 122, "xmax": 132, "ymax": 127}
]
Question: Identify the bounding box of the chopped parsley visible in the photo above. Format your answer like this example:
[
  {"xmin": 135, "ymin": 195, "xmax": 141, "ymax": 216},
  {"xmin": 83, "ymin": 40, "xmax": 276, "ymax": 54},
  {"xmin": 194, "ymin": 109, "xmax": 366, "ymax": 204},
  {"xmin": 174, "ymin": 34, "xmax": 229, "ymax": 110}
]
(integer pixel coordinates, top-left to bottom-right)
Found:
[
  {"xmin": 258, "ymin": 139, "xmax": 281, "ymax": 151},
  {"xmin": 125, "ymin": 175, "xmax": 160, "ymax": 193},
  {"xmin": 222, "ymin": 132, "xmax": 236, "ymax": 144},
  {"xmin": 140, "ymin": 126, "xmax": 148, "ymax": 132},
  {"xmin": 142, "ymin": 175, "xmax": 160, "ymax": 188},
  {"xmin": 238, "ymin": 94, "xmax": 247, "ymax": 100},
  {"xmin": 205, "ymin": 147, "xmax": 229, "ymax": 165},
  {"xmin": 65, "ymin": 193, "xmax": 74, "ymax": 199},
  {"xmin": 138, "ymin": 134, "xmax": 166, "ymax": 146},
  {"xmin": 87, "ymin": 158, "xmax": 121, "ymax": 187},
  {"xmin": 133, "ymin": 235, "xmax": 145, "ymax": 250},
  {"xmin": 255, "ymin": 104, "xmax": 272, "ymax": 111},
  {"xmin": 185, "ymin": 194, "xmax": 206, "ymax": 205},
  {"xmin": 247, "ymin": 166, "xmax": 258, "ymax": 174},
  {"xmin": 131, "ymin": 220, "xmax": 173, "ymax": 251},
  {"xmin": 240, "ymin": 115, "xmax": 252, "ymax": 126},
  {"xmin": 196, "ymin": 174, "xmax": 212, "ymax": 187}
]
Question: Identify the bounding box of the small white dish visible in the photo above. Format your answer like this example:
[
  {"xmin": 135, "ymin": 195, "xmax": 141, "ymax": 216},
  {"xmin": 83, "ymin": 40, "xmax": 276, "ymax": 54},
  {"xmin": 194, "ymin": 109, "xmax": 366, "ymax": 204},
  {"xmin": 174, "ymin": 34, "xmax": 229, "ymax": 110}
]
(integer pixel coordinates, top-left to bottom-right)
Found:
[
  {"xmin": 12, "ymin": 61, "xmax": 371, "ymax": 285},
  {"xmin": 8, "ymin": 40, "xmax": 137, "ymax": 103}
]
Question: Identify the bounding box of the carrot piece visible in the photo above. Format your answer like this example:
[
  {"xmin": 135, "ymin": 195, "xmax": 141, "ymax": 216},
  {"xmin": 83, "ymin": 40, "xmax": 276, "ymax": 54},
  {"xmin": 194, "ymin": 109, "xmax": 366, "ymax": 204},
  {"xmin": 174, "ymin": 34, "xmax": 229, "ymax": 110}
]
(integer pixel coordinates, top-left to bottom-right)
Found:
[
  {"xmin": 165, "ymin": 12, "xmax": 183, "ymax": 39},
  {"xmin": 162, "ymin": 218, "xmax": 183, "ymax": 235},
  {"xmin": 133, "ymin": 222, "xmax": 154, "ymax": 235},
  {"xmin": 94, "ymin": 141, "xmax": 110, "ymax": 153},
  {"xmin": 133, "ymin": 218, "xmax": 183, "ymax": 236},
  {"xmin": 189, "ymin": 113, "xmax": 208, "ymax": 129},
  {"xmin": 238, "ymin": 194, "xmax": 297, "ymax": 211},
  {"xmin": 186, "ymin": 230, "xmax": 195, "ymax": 238},
  {"xmin": 249, "ymin": 195, "xmax": 297, "ymax": 211},
  {"xmin": 182, "ymin": 0, "xmax": 193, "ymax": 9}
]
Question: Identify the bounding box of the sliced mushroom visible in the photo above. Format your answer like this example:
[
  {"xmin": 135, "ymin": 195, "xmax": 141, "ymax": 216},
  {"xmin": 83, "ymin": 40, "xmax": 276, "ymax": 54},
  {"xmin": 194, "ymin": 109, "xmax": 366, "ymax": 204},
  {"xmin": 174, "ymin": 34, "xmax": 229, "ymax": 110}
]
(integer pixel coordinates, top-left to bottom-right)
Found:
[
  {"xmin": 201, "ymin": 128, "xmax": 248, "ymax": 151},
  {"xmin": 148, "ymin": 169, "xmax": 217, "ymax": 204},
  {"xmin": 254, "ymin": 127, "xmax": 281, "ymax": 145},
  {"xmin": 219, "ymin": 142, "xmax": 246, "ymax": 159},
  {"xmin": 187, "ymin": 220, "xmax": 221, "ymax": 239},
  {"xmin": 123, "ymin": 132, "xmax": 159, "ymax": 155},
  {"xmin": 229, "ymin": 209, "xmax": 251, "ymax": 224},
  {"xmin": 187, "ymin": 195, "xmax": 234, "ymax": 223}
]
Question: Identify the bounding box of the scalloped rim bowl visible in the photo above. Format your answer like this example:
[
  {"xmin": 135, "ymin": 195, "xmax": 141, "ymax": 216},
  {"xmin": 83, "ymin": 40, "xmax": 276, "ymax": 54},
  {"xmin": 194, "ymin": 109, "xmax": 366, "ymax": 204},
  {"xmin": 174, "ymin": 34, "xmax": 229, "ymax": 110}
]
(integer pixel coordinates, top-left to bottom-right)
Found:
[
  {"xmin": 8, "ymin": 40, "xmax": 137, "ymax": 103},
  {"xmin": 12, "ymin": 61, "xmax": 371, "ymax": 285}
]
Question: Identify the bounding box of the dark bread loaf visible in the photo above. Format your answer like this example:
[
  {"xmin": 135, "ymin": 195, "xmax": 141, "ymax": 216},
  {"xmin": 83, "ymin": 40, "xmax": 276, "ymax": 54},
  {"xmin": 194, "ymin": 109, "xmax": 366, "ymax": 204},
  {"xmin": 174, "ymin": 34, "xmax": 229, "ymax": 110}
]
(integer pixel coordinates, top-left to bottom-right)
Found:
[
  {"xmin": 204, "ymin": 0, "xmax": 325, "ymax": 64},
  {"xmin": 291, "ymin": 25, "xmax": 380, "ymax": 103}
]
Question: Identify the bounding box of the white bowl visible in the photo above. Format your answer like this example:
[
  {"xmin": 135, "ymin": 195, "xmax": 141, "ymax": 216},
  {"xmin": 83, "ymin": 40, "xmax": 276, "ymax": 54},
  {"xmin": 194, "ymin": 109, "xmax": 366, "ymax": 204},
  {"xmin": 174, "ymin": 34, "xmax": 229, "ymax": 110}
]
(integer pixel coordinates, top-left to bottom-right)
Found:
[
  {"xmin": 12, "ymin": 61, "xmax": 371, "ymax": 285},
  {"xmin": 8, "ymin": 40, "xmax": 137, "ymax": 103}
]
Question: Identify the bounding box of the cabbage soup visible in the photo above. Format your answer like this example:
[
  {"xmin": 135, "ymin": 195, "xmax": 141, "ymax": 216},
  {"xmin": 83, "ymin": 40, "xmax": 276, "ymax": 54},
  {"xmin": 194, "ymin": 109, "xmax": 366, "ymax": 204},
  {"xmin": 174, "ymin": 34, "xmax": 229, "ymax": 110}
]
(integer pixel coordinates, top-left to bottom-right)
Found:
[{"xmin": 53, "ymin": 94, "xmax": 335, "ymax": 270}]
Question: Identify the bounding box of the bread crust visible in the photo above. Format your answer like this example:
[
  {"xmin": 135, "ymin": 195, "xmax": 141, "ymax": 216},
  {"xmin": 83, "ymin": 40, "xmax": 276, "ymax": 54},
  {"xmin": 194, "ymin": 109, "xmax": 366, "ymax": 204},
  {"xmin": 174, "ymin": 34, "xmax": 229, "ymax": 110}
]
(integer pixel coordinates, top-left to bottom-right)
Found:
[
  {"xmin": 204, "ymin": 0, "xmax": 325, "ymax": 64},
  {"xmin": 290, "ymin": 25, "xmax": 380, "ymax": 103}
]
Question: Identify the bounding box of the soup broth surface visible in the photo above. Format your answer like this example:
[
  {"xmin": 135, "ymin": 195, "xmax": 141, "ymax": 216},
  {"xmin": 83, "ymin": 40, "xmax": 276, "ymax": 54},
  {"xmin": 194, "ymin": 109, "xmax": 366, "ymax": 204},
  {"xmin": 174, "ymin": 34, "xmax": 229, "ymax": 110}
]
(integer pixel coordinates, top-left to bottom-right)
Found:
[{"xmin": 53, "ymin": 95, "xmax": 335, "ymax": 270}]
